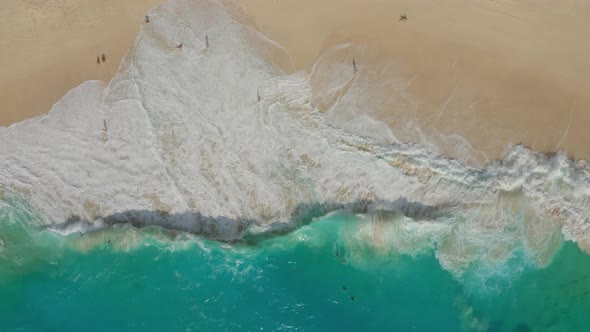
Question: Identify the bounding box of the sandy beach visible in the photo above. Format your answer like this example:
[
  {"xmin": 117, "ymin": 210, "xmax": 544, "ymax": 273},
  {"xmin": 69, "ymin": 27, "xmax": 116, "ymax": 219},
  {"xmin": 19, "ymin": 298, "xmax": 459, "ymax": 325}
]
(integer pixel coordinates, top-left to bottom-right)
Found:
[
  {"xmin": 0, "ymin": 0, "xmax": 162, "ymax": 126},
  {"xmin": 237, "ymin": 0, "xmax": 590, "ymax": 161},
  {"xmin": 3, "ymin": 0, "xmax": 590, "ymax": 161}
]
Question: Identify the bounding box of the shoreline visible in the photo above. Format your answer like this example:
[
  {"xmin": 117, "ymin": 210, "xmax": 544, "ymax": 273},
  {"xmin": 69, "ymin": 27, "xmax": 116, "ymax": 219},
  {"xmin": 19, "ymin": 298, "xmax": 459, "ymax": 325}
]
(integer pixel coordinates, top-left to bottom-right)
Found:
[
  {"xmin": 1, "ymin": 0, "xmax": 589, "ymax": 263},
  {"xmin": 237, "ymin": 0, "xmax": 590, "ymax": 162},
  {"xmin": 0, "ymin": 0, "xmax": 163, "ymax": 126},
  {"xmin": 2, "ymin": 0, "xmax": 590, "ymax": 162}
]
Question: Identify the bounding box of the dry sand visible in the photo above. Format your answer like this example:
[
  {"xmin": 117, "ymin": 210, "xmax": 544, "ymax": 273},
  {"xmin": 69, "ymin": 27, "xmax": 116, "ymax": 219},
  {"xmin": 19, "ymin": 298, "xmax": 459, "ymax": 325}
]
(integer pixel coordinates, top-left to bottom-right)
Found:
[
  {"xmin": 238, "ymin": 0, "xmax": 590, "ymax": 161},
  {"xmin": 2, "ymin": 0, "xmax": 590, "ymax": 161},
  {"xmin": 0, "ymin": 0, "xmax": 162, "ymax": 126}
]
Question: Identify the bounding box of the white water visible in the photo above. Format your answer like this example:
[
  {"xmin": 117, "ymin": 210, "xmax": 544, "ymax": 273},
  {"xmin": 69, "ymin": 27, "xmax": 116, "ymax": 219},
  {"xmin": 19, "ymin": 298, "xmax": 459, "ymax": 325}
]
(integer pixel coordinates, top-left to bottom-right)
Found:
[{"xmin": 1, "ymin": 0, "xmax": 589, "ymax": 277}]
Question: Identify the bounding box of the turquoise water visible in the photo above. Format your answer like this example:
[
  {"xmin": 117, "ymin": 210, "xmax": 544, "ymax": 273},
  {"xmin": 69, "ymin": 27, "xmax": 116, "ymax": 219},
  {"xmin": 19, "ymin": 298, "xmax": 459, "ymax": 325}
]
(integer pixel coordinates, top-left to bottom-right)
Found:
[{"xmin": 1, "ymin": 209, "xmax": 590, "ymax": 331}]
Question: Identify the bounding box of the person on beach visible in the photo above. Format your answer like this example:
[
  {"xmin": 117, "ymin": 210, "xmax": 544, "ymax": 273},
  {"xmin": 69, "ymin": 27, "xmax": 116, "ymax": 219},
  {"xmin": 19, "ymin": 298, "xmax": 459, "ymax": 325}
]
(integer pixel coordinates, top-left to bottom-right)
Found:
[
  {"xmin": 101, "ymin": 53, "xmax": 107, "ymax": 62},
  {"xmin": 177, "ymin": 42, "xmax": 183, "ymax": 49},
  {"xmin": 97, "ymin": 56, "xmax": 101, "ymax": 64},
  {"xmin": 399, "ymin": 14, "xmax": 407, "ymax": 22},
  {"xmin": 145, "ymin": 15, "xmax": 150, "ymax": 23},
  {"xmin": 353, "ymin": 58, "xmax": 357, "ymax": 73}
]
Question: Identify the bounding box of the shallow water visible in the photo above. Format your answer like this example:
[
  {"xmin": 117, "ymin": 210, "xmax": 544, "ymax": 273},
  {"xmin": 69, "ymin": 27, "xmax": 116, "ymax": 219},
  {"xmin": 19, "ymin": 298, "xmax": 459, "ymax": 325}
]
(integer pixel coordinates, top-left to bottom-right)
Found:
[
  {"xmin": 2, "ymin": 0, "xmax": 590, "ymax": 330},
  {"xmin": 1, "ymin": 210, "xmax": 590, "ymax": 331}
]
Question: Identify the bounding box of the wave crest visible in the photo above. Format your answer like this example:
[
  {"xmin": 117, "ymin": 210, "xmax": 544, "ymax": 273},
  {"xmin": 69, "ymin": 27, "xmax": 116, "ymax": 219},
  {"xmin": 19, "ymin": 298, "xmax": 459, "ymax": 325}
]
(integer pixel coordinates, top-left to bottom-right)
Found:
[{"xmin": 1, "ymin": 0, "xmax": 589, "ymax": 277}]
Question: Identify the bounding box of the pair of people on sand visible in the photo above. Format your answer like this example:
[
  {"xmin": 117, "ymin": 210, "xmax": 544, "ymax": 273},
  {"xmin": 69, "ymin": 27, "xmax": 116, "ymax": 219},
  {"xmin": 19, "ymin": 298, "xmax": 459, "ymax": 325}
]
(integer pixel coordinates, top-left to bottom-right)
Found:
[{"xmin": 96, "ymin": 53, "xmax": 107, "ymax": 64}]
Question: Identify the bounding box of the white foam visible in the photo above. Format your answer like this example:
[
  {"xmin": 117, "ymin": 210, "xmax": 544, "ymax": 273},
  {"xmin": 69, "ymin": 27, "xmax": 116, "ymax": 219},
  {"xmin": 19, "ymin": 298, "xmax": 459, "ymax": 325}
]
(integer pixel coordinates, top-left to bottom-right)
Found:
[{"xmin": 1, "ymin": 0, "xmax": 589, "ymax": 276}]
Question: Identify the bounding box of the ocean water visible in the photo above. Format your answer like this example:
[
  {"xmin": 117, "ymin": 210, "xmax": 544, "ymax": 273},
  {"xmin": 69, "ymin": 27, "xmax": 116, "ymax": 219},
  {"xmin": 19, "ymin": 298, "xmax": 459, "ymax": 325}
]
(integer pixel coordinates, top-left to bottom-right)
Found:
[
  {"xmin": 2, "ymin": 0, "xmax": 590, "ymax": 330},
  {"xmin": 1, "ymin": 208, "xmax": 590, "ymax": 331}
]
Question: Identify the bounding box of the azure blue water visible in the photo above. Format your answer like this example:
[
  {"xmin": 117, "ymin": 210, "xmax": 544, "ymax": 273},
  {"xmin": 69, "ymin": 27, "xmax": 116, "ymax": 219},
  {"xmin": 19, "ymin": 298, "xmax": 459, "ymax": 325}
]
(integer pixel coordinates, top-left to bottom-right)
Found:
[
  {"xmin": 2, "ymin": 0, "xmax": 590, "ymax": 330},
  {"xmin": 1, "ymin": 207, "xmax": 590, "ymax": 331}
]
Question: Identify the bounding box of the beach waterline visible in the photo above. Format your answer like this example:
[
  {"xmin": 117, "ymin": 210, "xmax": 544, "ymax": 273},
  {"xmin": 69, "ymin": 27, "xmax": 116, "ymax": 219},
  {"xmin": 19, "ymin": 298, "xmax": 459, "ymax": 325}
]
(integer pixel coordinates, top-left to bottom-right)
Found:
[
  {"xmin": 238, "ymin": 0, "xmax": 590, "ymax": 163},
  {"xmin": 2, "ymin": 0, "xmax": 590, "ymax": 329}
]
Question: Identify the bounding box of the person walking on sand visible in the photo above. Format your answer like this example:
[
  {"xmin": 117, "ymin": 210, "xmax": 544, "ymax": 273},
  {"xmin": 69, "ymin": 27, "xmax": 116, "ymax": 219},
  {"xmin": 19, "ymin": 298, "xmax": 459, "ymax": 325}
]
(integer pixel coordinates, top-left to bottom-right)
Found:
[
  {"xmin": 97, "ymin": 56, "xmax": 101, "ymax": 64},
  {"xmin": 399, "ymin": 14, "xmax": 407, "ymax": 22},
  {"xmin": 101, "ymin": 53, "xmax": 107, "ymax": 62},
  {"xmin": 145, "ymin": 15, "xmax": 150, "ymax": 23},
  {"xmin": 353, "ymin": 58, "xmax": 358, "ymax": 74}
]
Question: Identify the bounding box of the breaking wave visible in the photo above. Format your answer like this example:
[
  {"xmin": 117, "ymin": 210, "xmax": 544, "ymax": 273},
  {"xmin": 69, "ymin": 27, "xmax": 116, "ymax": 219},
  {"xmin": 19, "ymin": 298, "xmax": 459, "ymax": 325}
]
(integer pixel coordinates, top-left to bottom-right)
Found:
[{"xmin": 1, "ymin": 0, "xmax": 589, "ymax": 279}]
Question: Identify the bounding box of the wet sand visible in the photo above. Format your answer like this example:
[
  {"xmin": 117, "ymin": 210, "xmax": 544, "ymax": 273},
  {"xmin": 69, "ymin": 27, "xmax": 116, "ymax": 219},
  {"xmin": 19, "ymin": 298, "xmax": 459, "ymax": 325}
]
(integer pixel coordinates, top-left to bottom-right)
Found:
[
  {"xmin": 238, "ymin": 0, "xmax": 590, "ymax": 161},
  {"xmin": 0, "ymin": 0, "xmax": 162, "ymax": 126},
  {"xmin": 3, "ymin": 0, "xmax": 590, "ymax": 162}
]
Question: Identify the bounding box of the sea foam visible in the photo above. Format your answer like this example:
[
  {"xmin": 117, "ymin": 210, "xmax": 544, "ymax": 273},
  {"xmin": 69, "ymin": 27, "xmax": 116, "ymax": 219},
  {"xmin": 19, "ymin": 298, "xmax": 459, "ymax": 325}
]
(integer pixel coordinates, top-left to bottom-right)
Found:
[{"xmin": 1, "ymin": 0, "xmax": 589, "ymax": 277}]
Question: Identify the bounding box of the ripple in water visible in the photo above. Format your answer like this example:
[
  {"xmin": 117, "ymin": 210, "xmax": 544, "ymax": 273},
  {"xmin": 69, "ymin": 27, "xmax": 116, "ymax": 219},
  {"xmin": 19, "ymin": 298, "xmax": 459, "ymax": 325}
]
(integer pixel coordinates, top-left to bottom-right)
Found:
[{"xmin": 1, "ymin": 0, "xmax": 590, "ymax": 329}]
